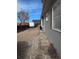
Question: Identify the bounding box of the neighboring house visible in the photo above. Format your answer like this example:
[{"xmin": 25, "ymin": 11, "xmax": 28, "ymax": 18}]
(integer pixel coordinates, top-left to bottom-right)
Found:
[
  {"xmin": 41, "ymin": 0, "xmax": 61, "ymax": 58},
  {"xmin": 17, "ymin": 22, "xmax": 29, "ymax": 30},
  {"xmin": 29, "ymin": 22, "xmax": 34, "ymax": 27},
  {"xmin": 17, "ymin": 22, "xmax": 29, "ymax": 26},
  {"xmin": 32, "ymin": 20, "xmax": 41, "ymax": 27}
]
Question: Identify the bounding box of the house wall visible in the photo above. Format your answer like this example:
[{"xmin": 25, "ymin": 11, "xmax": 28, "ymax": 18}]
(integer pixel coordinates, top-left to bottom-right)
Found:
[{"xmin": 42, "ymin": 0, "xmax": 61, "ymax": 58}]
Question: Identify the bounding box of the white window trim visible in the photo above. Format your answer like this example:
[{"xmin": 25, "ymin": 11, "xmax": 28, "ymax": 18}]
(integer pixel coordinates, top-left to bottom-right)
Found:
[
  {"xmin": 46, "ymin": 16, "xmax": 48, "ymax": 21},
  {"xmin": 52, "ymin": 7, "xmax": 61, "ymax": 32},
  {"xmin": 45, "ymin": 13, "xmax": 49, "ymax": 21},
  {"xmin": 52, "ymin": 28, "xmax": 61, "ymax": 32}
]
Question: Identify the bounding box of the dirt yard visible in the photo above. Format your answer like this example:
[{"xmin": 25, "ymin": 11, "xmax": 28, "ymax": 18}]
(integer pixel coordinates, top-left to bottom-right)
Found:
[{"xmin": 17, "ymin": 27, "xmax": 59, "ymax": 59}]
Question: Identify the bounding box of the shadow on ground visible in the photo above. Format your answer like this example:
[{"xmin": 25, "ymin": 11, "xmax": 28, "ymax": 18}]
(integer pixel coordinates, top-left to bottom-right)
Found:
[
  {"xmin": 17, "ymin": 41, "xmax": 59, "ymax": 59},
  {"xmin": 48, "ymin": 43, "xmax": 59, "ymax": 59},
  {"xmin": 17, "ymin": 26, "xmax": 29, "ymax": 33},
  {"xmin": 17, "ymin": 41, "xmax": 29, "ymax": 59}
]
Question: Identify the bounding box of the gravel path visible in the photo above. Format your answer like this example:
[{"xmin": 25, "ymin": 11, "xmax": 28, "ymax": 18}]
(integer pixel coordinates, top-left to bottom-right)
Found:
[{"xmin": 17, "ymin": 27, "xmax": 59, "ymax": 59}]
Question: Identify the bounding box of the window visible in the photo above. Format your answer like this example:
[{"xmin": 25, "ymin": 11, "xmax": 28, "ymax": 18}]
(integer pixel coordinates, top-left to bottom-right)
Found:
[{"xmin": 52, "ymin": 0, "xmax": 61, "ymax": 32}]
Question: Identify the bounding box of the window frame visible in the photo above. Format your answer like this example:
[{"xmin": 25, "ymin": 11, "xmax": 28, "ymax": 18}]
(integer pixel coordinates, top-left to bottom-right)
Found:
[{"xmin": 52, "ymin": 0, "xmax": 61, "ymax": 32}]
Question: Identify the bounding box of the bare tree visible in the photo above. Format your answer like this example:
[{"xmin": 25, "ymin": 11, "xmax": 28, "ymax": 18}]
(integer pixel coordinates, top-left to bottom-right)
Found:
[{"xmin": 18, "ymin": 11, "xmax": 29, "ymax": 23}]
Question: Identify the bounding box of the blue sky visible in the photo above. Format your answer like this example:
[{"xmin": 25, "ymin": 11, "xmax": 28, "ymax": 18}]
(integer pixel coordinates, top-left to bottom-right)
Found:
[{"xmin": 17, "ymin": 0, "xmax": 42, "ymax": 22}]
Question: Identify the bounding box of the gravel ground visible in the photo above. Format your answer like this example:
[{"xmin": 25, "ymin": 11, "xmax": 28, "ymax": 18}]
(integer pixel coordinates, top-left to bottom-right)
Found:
[{"xmin": 17, "ymin": 27, "xmax": 59, "ymax": 59}]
